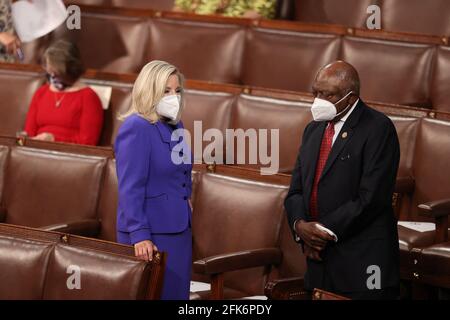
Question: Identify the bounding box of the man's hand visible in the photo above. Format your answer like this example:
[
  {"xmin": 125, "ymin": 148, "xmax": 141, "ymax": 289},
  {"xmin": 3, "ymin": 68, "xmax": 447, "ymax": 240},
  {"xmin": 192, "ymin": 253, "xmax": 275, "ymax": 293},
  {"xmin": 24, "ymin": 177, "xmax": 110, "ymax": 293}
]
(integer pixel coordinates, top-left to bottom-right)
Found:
[
  {"xmin": 295, "ymin": 220, "xmax": 334, "ymax": 251},
  {"xmin": 134, "ymin": 240, "xmax": 158, "ymax": 262},
  {"xmin": 304, "ymin": 244, "xmax": 322, "ymax": 261}
]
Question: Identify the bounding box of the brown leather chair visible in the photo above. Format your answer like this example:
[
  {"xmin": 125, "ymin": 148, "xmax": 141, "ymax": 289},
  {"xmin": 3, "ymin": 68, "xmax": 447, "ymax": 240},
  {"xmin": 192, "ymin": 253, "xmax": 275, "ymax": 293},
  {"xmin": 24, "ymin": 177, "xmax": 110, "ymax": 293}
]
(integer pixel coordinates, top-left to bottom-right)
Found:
[
  {"xmin": 0, "ymin": 68, "xmax": 44, "ymax": 136},
  {"xmin": 147, "ymin": 18, "xmax": 245, "ymax": 84},
  {"xmin": 190, "ymin": 172, "xmax": 287, "ymax": 299},
  {"xmin": 390, "ymin": 116, "xmax": 421, "ymax": 219},
  {"xmin": 0, "ymin": 147, "xmax": 106, "ymax": 236},
  {"xmin": 242, "ymin": 28, "xmax": 340, "ymax": 92},
  {"xmin": 431, "ymin": 46, "xmax": 450, "ymax": 113},
  {"xmin": 181, "ymin": 89, "xmax": 236, "ymax": 164},
  {"xmin": 415, "ymin": 241, "xmax": 450, "ymax": 293},
  {"xmin": 0, "ymin": 223, "xmax": 165, "ymax": 300},
  {"xmin": 395, "ymin": 118, "xmax": 450, "ymax": 283},
  {"xmin": 229, "ymin": 94, "xmax": 312, "ymax": 173},
  {"xmin": 264, "ymin": 214, "xmax": 307, "ymax": 300},
  {"xmin": 97, "ymin": 159, "xmax": 118, "ymax": 242},
  {"xmin": 54, "ymin": 13, "xmax": 149, "ymax": 73},
  {"xmin": 382, "ymin": 0, "xmax": 450, "ymax": 36},
  {"xmin": 341, "ymin": 36, "xmax": 435, "ymax": 106},
  {"xmin": 293, "ymin": 0, "xmax": 381, "ymax": 28},
  {"xmin": 95, "ymin": 83, "xmax": 133, "ymax": 146}
]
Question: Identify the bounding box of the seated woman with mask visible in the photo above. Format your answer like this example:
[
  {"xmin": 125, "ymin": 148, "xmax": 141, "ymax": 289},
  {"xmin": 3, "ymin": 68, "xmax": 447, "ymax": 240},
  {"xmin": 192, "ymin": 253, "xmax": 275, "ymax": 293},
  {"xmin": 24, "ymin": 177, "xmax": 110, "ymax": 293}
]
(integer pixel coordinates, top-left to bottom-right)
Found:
[{"xmin": 22, "ymin": 40, "xmax": 104, "ymax": 145}]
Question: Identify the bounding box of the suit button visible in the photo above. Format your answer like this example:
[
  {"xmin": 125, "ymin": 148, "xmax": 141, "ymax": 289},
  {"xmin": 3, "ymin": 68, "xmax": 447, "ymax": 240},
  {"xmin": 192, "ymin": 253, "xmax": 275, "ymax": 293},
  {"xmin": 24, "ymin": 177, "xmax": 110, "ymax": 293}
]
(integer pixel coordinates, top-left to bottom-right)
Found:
[
  {"xmin": 182, "ymin": 183, "xmax": 186, "ymax": 187},
  {"xmin": 184, "ymin": 171, "xmax": 187, "ymax": 175},
  {"xmin": 179, "ymin": 151, "xmax": 183, "ymax": 156},
  {"xmin": 184, "ymin": 196, "xmax": 187, "ymax": 200}
]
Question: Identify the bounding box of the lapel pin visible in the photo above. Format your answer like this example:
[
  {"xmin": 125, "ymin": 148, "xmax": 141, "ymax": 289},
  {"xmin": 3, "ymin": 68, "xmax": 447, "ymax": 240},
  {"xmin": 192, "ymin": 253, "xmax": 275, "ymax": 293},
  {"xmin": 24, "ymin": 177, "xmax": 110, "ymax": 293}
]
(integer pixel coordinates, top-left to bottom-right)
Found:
[{"xmin": 342, "ymin": 132, "xmax": 348, "ymax": 139}]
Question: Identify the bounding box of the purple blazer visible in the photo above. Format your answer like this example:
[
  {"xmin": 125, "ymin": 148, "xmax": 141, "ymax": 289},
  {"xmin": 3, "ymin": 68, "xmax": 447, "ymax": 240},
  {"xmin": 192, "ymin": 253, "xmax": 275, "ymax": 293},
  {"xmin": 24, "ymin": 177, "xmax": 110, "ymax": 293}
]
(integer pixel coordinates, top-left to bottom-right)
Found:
[{"xmin": 114, "ymin": 114, "xmax": 193, "ymax": 245}]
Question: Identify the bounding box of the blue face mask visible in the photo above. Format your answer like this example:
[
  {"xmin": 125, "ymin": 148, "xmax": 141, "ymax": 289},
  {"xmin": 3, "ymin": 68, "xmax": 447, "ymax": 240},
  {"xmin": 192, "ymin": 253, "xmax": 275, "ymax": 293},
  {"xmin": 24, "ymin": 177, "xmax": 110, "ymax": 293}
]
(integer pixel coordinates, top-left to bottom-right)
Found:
[{"xmin": 46, "ymin": 73, "xmax": 68, "ymax": 91}]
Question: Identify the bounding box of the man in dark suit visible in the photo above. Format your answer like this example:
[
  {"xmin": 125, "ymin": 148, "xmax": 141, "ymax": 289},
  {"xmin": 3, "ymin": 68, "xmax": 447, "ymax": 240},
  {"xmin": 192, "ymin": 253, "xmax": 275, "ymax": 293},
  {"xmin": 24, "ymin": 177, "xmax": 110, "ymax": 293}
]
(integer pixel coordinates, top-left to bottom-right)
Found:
[{"xmin": 285, "ymin": 61, "xmax": 400, "ymax": 299}]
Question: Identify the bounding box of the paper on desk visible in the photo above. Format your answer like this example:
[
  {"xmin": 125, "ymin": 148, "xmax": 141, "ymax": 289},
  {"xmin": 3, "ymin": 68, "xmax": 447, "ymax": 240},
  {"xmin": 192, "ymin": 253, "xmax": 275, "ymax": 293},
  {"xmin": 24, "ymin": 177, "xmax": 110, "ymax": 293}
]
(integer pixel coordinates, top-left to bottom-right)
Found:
[
  {"xmin": 88, "ymin": 85, "xmax": 112, "ymax": 110},
  {"xmin": 12, "ymin": 0, "xmax": 67, "ymax": 43},
  {"xmin": 398, "ymin": 221, "xmax": 435, "ymax": 233}
]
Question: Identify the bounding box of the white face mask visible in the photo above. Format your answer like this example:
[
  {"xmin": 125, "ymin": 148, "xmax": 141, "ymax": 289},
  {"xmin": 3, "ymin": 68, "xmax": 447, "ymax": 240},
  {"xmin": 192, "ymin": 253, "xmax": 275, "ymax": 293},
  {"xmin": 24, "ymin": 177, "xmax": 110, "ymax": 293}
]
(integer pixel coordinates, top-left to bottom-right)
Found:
[
  {"xmin": 156, "ymin": 94, "xmax": 181, "ymax": 124},
  {"xmin": 311, "ymin": 91, "xmax": 353, "ymax": 121}
]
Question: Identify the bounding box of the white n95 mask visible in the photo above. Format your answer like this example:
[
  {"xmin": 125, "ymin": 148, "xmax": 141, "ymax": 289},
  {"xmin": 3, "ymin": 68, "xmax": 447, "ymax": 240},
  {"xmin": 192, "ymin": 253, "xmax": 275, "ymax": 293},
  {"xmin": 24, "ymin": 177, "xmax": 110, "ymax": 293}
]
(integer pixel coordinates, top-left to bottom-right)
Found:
[
  {"xmin": 311, "ymin": 91, "xmax": 353, "ymax": 121},
  {"xmin": 156, "ymin": 94, "xmax": 181, "ymax": 124}
]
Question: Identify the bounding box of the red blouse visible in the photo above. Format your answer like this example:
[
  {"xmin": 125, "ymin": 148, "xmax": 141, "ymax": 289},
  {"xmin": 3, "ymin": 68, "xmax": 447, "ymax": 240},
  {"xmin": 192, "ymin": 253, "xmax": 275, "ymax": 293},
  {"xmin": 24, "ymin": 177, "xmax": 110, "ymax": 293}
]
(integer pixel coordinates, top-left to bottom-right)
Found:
[{"xmin": 24, "ymin": 84, "xmax": 104, "ymax": 146}]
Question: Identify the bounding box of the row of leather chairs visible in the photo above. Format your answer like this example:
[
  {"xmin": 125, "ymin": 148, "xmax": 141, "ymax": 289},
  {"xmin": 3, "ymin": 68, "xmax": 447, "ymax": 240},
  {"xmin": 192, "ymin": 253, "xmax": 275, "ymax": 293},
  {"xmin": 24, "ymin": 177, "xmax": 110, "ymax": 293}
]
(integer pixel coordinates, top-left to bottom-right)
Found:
[
  {"xmin": 0, "ymin": 139, "xmax": 305, "ymax": 299},
  {"xmin": 66, "ymin": 0, "xmax": 450, "ymax": 38},
  {"xmin": 292, "ymin": 0, "xmax": 450, "ymax": 37},
  {"xmin": 0, "ymin": 137, "xmax": 448, "ymax": 299},
  {"xmin": 18, "ymin": 7, "xmax": 450, "ymax": 109},
  {"xmin": 1, "ymin": 64, "xmax": 449, "ymax": 297},
  {"xmin": 2, "ymin": 62, "xmax": 450, "ymax": 181},
  {"xmin": 0, "ymin": 223, "xmax": 166, "ymax": 299}
]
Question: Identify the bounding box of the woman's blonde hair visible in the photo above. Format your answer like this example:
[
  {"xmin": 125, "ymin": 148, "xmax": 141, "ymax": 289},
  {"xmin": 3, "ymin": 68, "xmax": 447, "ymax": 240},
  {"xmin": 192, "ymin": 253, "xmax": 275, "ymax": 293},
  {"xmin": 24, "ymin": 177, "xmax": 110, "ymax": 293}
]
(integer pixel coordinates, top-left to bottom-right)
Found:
[{"xmin": 118, "ymin": 60, "xmax": 184, "ymax": 123}]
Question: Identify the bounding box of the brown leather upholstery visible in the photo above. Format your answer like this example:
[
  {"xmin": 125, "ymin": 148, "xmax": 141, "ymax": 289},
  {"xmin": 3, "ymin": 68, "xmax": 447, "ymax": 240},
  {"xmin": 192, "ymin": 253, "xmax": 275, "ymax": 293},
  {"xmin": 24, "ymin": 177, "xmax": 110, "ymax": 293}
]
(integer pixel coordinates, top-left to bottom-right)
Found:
[
  {"xmin": 97, "ymin": 159, "xmax": 118, "ymax": 242},
  {"xmin": 55, "ymin": 13, "xmax": 149, "ymax": 73},
  {"xmin": 0, "ymin": 146, "xmax": 8, "ymax": 206},
  {"xmin": 181, "ymin": 89, "xmax": 235, "ymax": 164},
  {"xmin": 341, "ymin": 37, "xmax": 434, "ymax": 105},
  {"xmin": 382, "ymin": 0, "xmax": 450, "ymax": 36},
  {"xmin": 411, "ymin": 119, "xmax": 450, "ymax": 219},
  {"xmin": 2, "ymin": 148, "xmax": 106, "ymax": 228},
  {"xmin": 270, "ymin": 213, "xmax": 306, "ymax": 279},
  {"xmin": 147, "ymin": 19, "xmax": 245, "ymax": 84},
  {"xmin": 397, "ymin": 118, "xmax": 450, "ymax": 280},
  {"xmin": 390, "ymin": 117, "xmax": 419, "ymax": 180},
  {"xmin": 229, "ymin": 94, "xmax": 312, "ymax": 173},
  {"xmin": 417, "ymin": 241, "xmax": 450, "ymax": 289},
  {"xmin": 294, "ymin": 0, "xmax": 380, "ymax": 28},
  {"xmin": 390, "ymin": 116, "xmax": 420, "ymax": 219},
  {"xmin": 191, "ymin": 173, "xmax": 288, "ymax": 298},
  {"xmin": 398, "ymin": 226, "xmax": 436, "ymax": 252},
  {"xmin": 243, "ymin": 28, "xmax": 340, "ymax": 92},
  {"xmin": 431, "ymin": 46, "xmax": 450, "ymax": 113},
  {"xmin": 0, "ymin": 223, "xmax": 165, "ymax": 300},
  {"xmin": 0, "ymin": 235, "xmax": 53, "ymax": 299},
  {"xmin": 0, "ymin": 69, "xmax": 44, "ymax": 136},
  {"xmin": 96, "ymin": 83, "xmax": 133, "ymax": 146}
]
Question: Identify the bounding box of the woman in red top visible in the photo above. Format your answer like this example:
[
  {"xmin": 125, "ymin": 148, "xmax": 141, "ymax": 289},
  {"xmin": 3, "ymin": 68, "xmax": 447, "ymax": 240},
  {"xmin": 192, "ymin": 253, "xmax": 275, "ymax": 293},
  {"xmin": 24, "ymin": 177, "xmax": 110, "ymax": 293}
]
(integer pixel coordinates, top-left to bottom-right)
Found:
[{"xmin": 23, "ymin": 40, "xmax": 103, "ymax": 145}]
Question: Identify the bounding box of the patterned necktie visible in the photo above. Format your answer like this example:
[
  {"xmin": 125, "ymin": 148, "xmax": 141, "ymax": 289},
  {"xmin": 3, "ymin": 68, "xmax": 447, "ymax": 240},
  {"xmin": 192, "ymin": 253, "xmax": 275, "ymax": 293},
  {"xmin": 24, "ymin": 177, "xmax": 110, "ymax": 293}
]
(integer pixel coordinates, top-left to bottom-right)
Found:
[{"xmin": 309, "ymin": 122, "xmax": 335, "ymax": 220}]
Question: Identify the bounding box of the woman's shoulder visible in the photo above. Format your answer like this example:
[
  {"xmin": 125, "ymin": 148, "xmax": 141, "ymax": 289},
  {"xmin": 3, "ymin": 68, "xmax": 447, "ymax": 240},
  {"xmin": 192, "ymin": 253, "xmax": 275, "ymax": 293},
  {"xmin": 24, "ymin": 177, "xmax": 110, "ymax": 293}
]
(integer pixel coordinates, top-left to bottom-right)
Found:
[
  {"xmin": 120, "ymin": 114, "xmax": 156, "ymax": 133},
  {"xmin": 34, "ymin": 83, "xmax": 51, "ymax": 96},
  {"xmin": 79, "ymin": 86, "xmax": 102, "ymax": 102}
]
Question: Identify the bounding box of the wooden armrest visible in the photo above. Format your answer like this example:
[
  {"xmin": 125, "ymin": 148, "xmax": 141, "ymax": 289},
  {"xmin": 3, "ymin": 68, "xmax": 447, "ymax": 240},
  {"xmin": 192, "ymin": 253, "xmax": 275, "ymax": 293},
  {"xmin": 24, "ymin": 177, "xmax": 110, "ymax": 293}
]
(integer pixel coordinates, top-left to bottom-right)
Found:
[
  {"xmin": 41, "ymin": 219, "xmax": 100, "ymax": 238},
  {"xmin": 395, "ymin": 176, "xmax": 415, "ymax": 194},
  {"xmin": 418, "ymin": 199, "xmax": 450, "ymax": 218},
  {"xmin": 193, "ymin": 248, "xmax": 282, "ymax": 275},
  {"xmin": 312, "ymin": 288, "xmax": 350, "ymax": 300},
  {"xmin": 418, "ymin": 199, "xmax": 450, "ymax": 243},
  {"xmin": 264, "ymin": 277, "xmax": 309, "ymax": 300}
]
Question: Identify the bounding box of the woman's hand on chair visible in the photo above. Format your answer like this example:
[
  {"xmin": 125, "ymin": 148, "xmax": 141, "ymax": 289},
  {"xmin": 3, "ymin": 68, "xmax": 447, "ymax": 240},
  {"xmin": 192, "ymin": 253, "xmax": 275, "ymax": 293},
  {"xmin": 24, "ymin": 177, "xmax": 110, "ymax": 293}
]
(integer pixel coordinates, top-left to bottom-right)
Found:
[{"xmin": 134, "ymin": 240, "xmax": 158, "ymax": 262}]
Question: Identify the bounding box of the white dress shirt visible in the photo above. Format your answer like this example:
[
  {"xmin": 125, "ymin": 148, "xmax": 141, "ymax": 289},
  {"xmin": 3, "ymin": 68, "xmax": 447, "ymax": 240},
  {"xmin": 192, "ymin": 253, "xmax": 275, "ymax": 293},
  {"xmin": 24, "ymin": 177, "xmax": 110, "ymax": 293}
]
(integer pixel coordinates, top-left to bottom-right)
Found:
[{"xmin": 332, "ymin": 98, "xmax": 359, "ymax": 145}]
